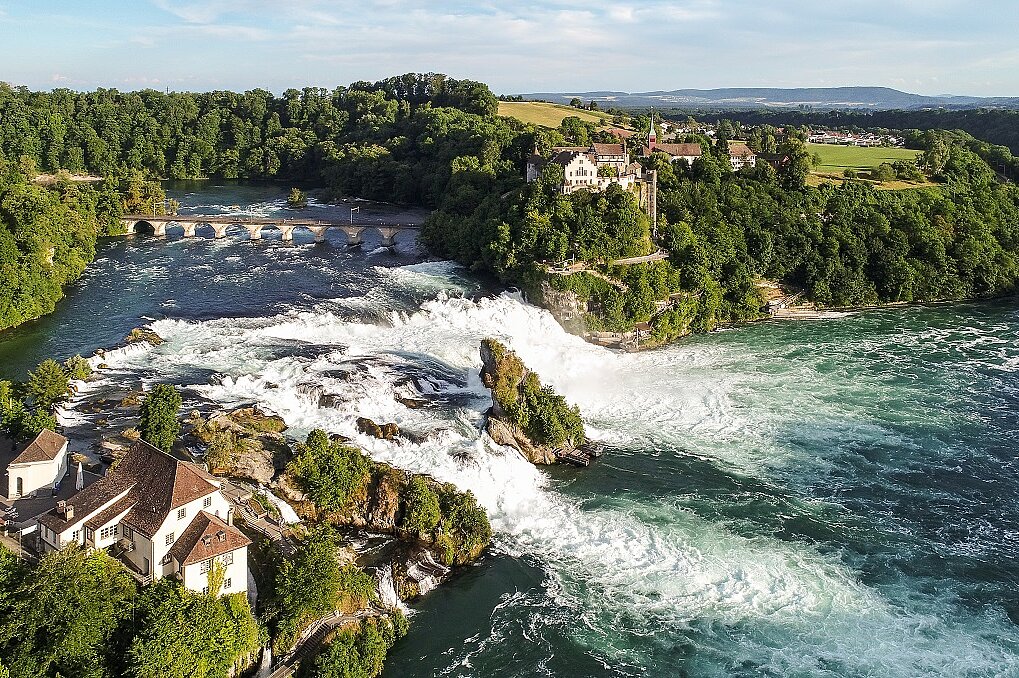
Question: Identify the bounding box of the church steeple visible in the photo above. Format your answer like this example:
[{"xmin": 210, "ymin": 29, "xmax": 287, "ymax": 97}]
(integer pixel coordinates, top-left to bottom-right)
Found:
[{"xmin": 648, "ymin": 108, "xmax": 657, "ymax": 149}]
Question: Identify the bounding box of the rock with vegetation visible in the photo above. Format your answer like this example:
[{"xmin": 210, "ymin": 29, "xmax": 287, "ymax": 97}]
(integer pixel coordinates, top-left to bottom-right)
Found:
[
  {"xmin": 479, "ymin": 339, "xmax": 587, "ymax": 465},
  {"xmin": 284, "ymin": 429, "xmax": 491, "ymax": 567},
  {"xmin": 187, "ymin": 406, "xmax": 289, "ymax": 484},
  {"xmin": 125, "ymin": 327, "xmax": 164, "ymax": 346},
  {"xmin": 287, "ymin": 187, "xmax": 308, "ymax": 208}
]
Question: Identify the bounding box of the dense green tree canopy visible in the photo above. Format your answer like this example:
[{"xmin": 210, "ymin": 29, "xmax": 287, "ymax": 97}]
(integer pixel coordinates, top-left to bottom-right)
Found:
[{"xmin": 138, "ymin": 383, "xmax": 181, "ymax": 453}]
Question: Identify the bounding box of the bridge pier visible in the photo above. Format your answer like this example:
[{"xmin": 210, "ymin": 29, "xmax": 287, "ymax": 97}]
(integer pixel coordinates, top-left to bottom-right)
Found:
[
  {"xmin": 151, "ymin": 221, "xmax": 167, "ymax": 237},
  {"xmin": 123, "ymin": 220, "xmax": 136, "ymax": 234},
  {"xmin": 377, "ymin": 226, "xmax": 401, "ymax": 249},
  {"xmin": 338, "ymin": 226, "xmax": 365, "ymax": 247},
  {"xmin": 212, "ymin": 224, "xmax": 229, "ymax": 239},
  {"xmin": 245, "ymin": 224, "xmax": 263, "ymax": 240},
  {"xmin": 307, "ymin": 226, "xmax": 329, "ymax": 243},
  {"xmin": 279, "ymin": 225, "xmax": 296, "ymax": 242},
  {"xmin": 182, "ymin": 223, "xmax": 197, "ymax": 238}
]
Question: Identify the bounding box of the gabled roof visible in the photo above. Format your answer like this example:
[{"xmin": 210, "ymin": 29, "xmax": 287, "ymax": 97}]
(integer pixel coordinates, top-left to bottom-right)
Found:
[
  {"xmin": 37, "ymin": 440, "xmax": 219, "ymax": 537},
  {"xmin": 11, "ymin": 429, "xmax": 67, "ymax": 465},
  {"xmin": 550, "ymin": 150, "xmax": 595, "ymax": 167},
  {"xmin": 168, "ymin": 511, "xmax": 251, "ymax": 567},
  {"xmin": 728, "ymin": 142, "xmax": 756, "ymax": 158},
  {"xmin": 644, "ymin": 143, "xmax": 703, "ymax": 158},
  {"xmin": 592, "ymin": 143, "xmax": 625, "ymax": 157}
]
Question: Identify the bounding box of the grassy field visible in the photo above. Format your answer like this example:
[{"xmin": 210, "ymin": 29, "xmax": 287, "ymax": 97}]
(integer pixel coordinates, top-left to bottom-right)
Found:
[
  {"xmin": 497, "ymin": 101, "xmax": 615, "ymax": 129},
  {"xmin": 807, "ymin": 142, "xmax": 921, "ymax": 174}
]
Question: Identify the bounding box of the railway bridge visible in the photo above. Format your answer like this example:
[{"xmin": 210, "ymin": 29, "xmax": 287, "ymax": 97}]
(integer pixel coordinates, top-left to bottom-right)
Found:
[{"xmin": 121, "ymin": 214, "xmax": 421, "ymax": 247}]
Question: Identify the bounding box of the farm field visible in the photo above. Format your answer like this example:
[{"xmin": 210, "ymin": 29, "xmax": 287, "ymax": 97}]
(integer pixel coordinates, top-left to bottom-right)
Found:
[
  {"xmin": 807, "ymin": 142, "xmax": 921, "ymax": 173},
  {"xmin": 498, "ymin": 101, "xmax": 615, "ymax": 128}
]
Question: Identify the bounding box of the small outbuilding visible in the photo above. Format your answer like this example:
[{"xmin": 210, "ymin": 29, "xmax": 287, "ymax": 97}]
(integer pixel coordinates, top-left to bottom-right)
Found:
[{"xmin": 4, "ymin": 429, "xmax": 69, "ymax": 500}]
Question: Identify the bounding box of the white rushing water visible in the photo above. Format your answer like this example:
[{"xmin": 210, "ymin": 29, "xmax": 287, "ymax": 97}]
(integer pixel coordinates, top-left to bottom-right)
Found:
[{"xmin": 91, "ymin": 262, "xmax": 1018, "ymax": 676}]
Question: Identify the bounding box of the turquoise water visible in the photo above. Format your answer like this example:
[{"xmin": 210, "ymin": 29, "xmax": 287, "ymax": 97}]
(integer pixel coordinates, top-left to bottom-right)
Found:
[{"xmin": 1, "ymin": 183, "xmax": 1016, "ymax": 676}]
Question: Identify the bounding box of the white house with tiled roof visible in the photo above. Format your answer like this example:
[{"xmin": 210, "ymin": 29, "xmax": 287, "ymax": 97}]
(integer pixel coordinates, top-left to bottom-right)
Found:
[
  {"xmin": 4, "ymin": 429, "xmax": 68, "ymax": 500},
  {"xmin": 37, "ymin": 440, "xmax": 249, "ymax": 596}
]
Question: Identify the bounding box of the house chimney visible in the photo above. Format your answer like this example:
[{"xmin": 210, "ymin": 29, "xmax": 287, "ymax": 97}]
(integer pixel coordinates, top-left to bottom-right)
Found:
[{"xmin": 64, "ymin": 505, "xmax": 74, "ymax": 520}]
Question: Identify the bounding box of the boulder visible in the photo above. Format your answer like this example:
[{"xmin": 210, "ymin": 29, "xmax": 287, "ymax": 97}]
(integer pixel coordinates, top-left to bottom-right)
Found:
[
  {"xmin": 125, "ymin": 327, "xmax": 164, "ymax": 346},
  {"xmin": 356, "ymin": 416, "xmax": 400, "ymax": 440}
]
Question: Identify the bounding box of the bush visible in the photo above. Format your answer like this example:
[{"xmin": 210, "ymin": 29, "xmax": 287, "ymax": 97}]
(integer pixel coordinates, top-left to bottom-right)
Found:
[
  {"xmin": 63, "ymin": 355, "xmax": 93, "ymax": 381},
  {"xmin": 303, "ymin": 613, "xmax": 408, "ymax": 678},
  {"xmin": 437, "ymin": 484, "xmax": 492, "ymax": 566}
]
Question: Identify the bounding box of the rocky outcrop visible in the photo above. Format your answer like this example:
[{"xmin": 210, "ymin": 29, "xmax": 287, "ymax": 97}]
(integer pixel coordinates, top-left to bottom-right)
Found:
[
  {"xmin": 356, "ymin": 416, "xmax": 400, "ymax": 440},
  {"xmin": 124, "ymin": 327, "xmax": 164, "ymax": 345},
  {"xmin": 485, "ymin": 415, "xmax": 558, "ymax": 465},
  {"xmin": 186, "ymin": 406, "xmax": 290, "ymax": 485},
  {"xmin": 479, "ymin": 339, "xmax": 591, "ymax": 466}
]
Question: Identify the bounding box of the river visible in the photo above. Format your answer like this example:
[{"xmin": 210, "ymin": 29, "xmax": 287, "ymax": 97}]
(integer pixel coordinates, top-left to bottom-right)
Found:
[{"xmin": 1, "ymin": 182, "xmax": 1017, "ymax": 677}]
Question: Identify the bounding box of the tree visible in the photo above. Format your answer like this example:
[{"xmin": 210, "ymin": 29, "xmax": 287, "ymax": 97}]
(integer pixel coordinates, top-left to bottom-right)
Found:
[
  {"xmin": 304, "ymin": 615, "xmax": 408, "ymax": 678},
  {"xmin": 401, "ymin": 476, "xmax": 440, "ymax": 534},
  {"xmin": 287, "ymin": 187, "xmax": 307, "ymax": 208},
  {"xmin": 285, "ymin": 430, "xmax": 371, "ymax": 513},
  {"xmin": 10, "ymin": 407, "xmax": 57, "ymax": 441},
  {"xmin": 64, "ymin": 355, "xmax": 93, "ymax": 381},
  {"xmin": 0, "ymin": 545, "xmax": 136, "ymax": 678},
  {"xmin": 127, "ymin": 580, "xmax": 260, "ymax": 678},
  {"xmin": 569, "ymin": 97, "xmax": 583, "ymax": 109},
  {"xmin": 138, "ymin": 384, "xmax": 182, "ymax": 453},
  {"xmin": 25, "ymin": 359, "xmax": 69, "ymax": 408}
]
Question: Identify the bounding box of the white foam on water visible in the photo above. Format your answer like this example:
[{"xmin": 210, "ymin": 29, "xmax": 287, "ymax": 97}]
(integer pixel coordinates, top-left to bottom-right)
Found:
[{"xmin": 89, "ymin": 263, "xmax": 1019, "ymax": 676}]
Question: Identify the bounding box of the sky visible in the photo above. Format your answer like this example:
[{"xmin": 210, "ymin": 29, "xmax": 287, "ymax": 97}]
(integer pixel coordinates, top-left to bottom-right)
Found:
[{"xmin": 1, "ymin": 0, "xmax": 1017, "ymax": 96}]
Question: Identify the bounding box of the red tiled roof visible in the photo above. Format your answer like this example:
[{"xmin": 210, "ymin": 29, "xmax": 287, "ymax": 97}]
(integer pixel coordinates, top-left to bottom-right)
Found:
[
  {"xmin": 592, "ymin": 143, "xmax": 625, "ymax": 157},
  {"xmin": 167, "ymin": 511, "xmax": 251, "ymax": 567},
  {"xmin": 644, "ymin": 143, "xmax": 703, "ymax": 158},
  {"xmin": 37, "ymin": 440, "xmax": 219, "ymax": 538},
  {"xmin": 728, "ymin": 142, "xmax": 756, "ymax": 158},
  {"xmin": 11, "ymin": 429, "xmax": 67, "ymax": 465},
  {"xmin": 84, "ymin": 496, "xmax": 136, "ymax": 531}
]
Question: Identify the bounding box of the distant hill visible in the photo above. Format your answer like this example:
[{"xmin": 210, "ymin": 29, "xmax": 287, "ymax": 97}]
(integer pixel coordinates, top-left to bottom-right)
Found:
[{"xmin": 517, "ymin": 87, "xmax": 1019, "ymax": 111}]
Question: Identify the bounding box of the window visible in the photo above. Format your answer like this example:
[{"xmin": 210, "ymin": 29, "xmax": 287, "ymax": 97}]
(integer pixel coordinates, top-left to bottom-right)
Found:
[
  {"xmin": 122, "ymin": 525, "xmax": 133, "ymax": 539},
  {"xmin": 177, "ymin": 507, "xmax": 186, "ymax": 520},
  {"xmin": 100, "ymin": 525, "xmax": 118, "ymax": 540},
  {"xmin": 165, "ymin": 532, "xmax": 175, "ymax": 546},
  {"xmin": 200, "ymin": 559, "xmax": 211, "ymax": 574},
  {"xmin": 202, "ymin": 586, "xmax": 209, "ymax": 595},
  {"xmin": 223, "ymin": 578, "xmax": 232, "ymax": 590},
  {"xmin": 84, "ymin": 527, "xmax": 94, "ymax": 542},
  {"xmin": 71, "ymin": 530, "xmax": 80, "ymax": 542},
  {"xmin": 203, "ymin": 496, "xmax": 212, "ymax": 509},
  {"xmin": 223, "ymin": 552, "xmax": 234, "ymax": 566}
]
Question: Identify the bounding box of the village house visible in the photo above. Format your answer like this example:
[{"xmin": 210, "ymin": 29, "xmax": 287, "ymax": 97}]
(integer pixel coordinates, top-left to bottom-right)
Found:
[
  {"xmin": 4, "ymin": 429, "xmax": 69, "ymax": 500},
  {"xmin": 727, "ymin": 142, "xmax": 757, "ymax": 170},
  {"xmin": 36, "ymin": 439, "xmax": 250, "ymax": 595},
  {"xmin": 641, "ymin": 122, "xmax": 704, "ymax": 165}
]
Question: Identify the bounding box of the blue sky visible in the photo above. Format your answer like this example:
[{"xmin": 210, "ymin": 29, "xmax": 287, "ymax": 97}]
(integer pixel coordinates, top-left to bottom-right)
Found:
[{"xmin": 1, "ymin": 0, "xmax": 1016, "ymax": 95}]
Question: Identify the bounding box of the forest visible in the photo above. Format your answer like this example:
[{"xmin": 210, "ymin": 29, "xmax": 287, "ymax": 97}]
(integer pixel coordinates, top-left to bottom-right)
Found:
[{"xmin": 3, "ymin": 74, "xmax": 1019, "ymax": 344}]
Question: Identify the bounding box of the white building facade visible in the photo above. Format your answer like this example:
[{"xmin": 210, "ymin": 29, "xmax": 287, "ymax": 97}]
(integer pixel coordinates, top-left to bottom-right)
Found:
[
  {"xmin": 37, "ymin": 440, "xmax": 249, "ymax": 595},
  {"xmin": 4, "ymin": 430, "xmax": 68, "ymax": 500}
]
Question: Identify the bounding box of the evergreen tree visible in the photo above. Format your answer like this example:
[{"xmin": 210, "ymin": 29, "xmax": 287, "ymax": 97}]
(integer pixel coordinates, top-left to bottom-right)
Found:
[
  {"xmin": 25, "ymin": 359, "xmax": 69, "ymax": 408},
  {"xmin": 138, "ymin": 384, "xmax": 181, "ymax": 453}
]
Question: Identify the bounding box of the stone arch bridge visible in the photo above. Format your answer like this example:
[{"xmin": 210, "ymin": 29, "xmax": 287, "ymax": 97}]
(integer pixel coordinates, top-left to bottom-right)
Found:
[{"xmin": 121, "ymin": 214, "xmax": 421, "ymax": 247}]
